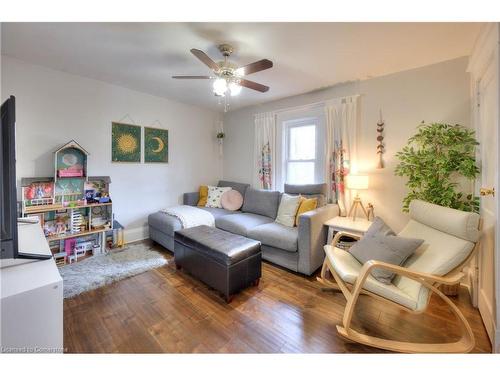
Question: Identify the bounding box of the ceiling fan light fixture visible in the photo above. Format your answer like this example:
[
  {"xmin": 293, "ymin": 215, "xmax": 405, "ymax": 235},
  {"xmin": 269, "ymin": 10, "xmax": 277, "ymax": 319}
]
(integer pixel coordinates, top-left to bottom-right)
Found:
[
  {"xmin": 229, "ymin": 82, "xmax": 242, "ymax": 96},
  {"xmin": 174, "ymin": 44, "xmax": 273, "ymax": 102},
  {"xmin": 213, "ymin": 78, "xmax": 227, "ymax": 96}
]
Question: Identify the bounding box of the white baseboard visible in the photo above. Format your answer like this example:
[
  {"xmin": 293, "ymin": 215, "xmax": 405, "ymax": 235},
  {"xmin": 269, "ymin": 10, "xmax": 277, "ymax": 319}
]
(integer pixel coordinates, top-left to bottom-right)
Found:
[
  {"xmin": 124, "ymin": 226, "xmax": 149, "ymax": 244},
  {"xmin": 478, "ymin": 288, "xmax": 497, "ymax": 351},
  {"xmin": 495, "ymin": 328, "xmax": 500, "ymax": 353}
]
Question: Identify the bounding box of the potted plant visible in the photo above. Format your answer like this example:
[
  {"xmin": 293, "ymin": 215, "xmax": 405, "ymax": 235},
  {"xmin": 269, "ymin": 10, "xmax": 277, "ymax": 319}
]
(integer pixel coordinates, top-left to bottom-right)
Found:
[{"xmin": 395, "ymin": 122, "xmax": 480, "ymax": 213}]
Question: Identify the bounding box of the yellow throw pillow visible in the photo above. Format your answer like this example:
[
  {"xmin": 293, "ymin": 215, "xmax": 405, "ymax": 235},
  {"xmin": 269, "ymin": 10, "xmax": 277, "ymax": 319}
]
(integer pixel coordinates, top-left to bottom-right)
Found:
[
  {"xmin": 295, "ymin": 197, "xmax": 318, "ymax": 226},
  {"xmin": 197, "ymin": 185, "xmax": 208, "ymax": 206}
]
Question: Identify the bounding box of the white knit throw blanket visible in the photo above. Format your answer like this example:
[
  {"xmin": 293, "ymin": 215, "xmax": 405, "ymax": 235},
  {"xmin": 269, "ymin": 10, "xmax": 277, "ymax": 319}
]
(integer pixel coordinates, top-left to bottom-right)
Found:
[{"xmin": 161, "ymin": 205, "xmax": 215, "ymax": 228}]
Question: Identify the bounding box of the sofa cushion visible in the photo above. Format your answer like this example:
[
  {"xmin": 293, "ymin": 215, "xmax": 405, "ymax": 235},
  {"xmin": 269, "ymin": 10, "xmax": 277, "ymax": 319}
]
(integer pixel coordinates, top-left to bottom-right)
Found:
[
  {"xmin": 149, "ymin": 208, "xmax": 235, "ymax": 238},
  {"xmin": 218, "ymin": 180, "xmax": 250, "ymax": 197},
  {"xmin": 199, "ymin": 207, "xmax": 236, "ymax": 220},
  {"xmin": 284, "ymin": 183, "xmax": 327, "ymax": 207},
  {"xmin": 242, "ymin": 188, "xmax": 281, "ymax": 219},
  {"xmin": 284, "ymin": 183, "xmax": 327, "ymax": 195},
  {"xmin": 248, "ymin": 222, "xmax": 298, "ymax": 253},
  {"xmin": 183, "ymin": 191, "xmax": 200, "ymax": 206},
  {"xmin": 215, "ymin": 213, "xmax": 274, "ymax": 236},
  {"xmin": 148, "ymin": 212, "xmax": 182, "ymax": 237}
]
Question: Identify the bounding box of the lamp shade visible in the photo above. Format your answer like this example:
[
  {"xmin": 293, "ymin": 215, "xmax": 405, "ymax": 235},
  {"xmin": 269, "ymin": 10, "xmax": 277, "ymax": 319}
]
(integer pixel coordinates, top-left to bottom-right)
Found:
[{"xmin": 346, "ymin": 175, "xmax": 369, "ymax": 190}]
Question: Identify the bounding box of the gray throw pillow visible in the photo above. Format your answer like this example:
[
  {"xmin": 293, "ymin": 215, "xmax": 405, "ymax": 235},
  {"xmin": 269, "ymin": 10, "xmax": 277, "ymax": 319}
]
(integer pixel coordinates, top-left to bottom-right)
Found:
[
  {"xmin": 349, "ymin": 217, "xmax": 424, "ymax": 284},
  {"xmin": 364, "ymin": 216, "xmax": 395, "ymax": 237}
]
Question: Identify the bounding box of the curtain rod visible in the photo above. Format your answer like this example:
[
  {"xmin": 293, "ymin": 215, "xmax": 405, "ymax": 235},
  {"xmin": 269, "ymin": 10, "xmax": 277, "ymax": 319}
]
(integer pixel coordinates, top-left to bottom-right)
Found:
[{"xmin": 255, "ymin": 94, "xmax": 361, "ymax": 117}]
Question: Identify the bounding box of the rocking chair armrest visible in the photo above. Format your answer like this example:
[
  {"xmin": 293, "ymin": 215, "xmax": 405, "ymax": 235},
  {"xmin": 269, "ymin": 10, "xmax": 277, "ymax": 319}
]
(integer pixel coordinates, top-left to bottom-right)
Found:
[
  {"xmin": 339, "ymin": 260, "xmax": 476, "ymax": 352},
  {"xmin": 357, "ymin": 260, "xmax": 464, "ymax": 287},
  {"xmin": 331, "ymin": 231, "xmax": 362, "ymax": 247},
  {"xmin": 342, "ymin": 259, "xmax": 465, "ymax": 333}
]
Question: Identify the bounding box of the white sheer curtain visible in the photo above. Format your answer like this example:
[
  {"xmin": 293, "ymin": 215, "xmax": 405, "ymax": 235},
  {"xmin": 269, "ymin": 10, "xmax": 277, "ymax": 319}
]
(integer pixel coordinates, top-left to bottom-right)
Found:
[
  {"xmin": 253, "ymin": 112, "xmax": 277, "ymax": 190},
  {"xmin": 324, "ymin": 95, "xmax": 360, "ymax": 215}
]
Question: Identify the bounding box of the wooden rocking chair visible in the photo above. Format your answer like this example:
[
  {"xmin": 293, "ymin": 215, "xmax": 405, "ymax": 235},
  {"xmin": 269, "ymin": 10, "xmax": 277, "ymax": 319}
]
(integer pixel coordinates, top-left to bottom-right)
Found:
[{"xmin": 318, "ymin": 200, "xmax": 481, "ymax": 353}]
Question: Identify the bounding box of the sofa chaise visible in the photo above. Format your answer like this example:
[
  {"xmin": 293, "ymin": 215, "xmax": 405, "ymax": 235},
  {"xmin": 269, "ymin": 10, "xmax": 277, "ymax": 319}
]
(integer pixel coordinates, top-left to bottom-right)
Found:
[{"xmin": 148, "ymin": 180, "xmax": 339, "ymax": 275}]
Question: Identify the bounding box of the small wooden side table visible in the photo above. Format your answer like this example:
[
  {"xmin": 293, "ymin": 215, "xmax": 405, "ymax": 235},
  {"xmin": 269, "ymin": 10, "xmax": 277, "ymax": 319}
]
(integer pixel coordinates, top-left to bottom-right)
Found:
[{"xmin": 324, "ymin": 216, "xmax": 372, "ymax": 245}]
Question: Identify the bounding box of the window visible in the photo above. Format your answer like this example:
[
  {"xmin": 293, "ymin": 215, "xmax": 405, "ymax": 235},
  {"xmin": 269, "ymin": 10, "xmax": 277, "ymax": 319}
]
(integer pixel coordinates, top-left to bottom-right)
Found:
[{"xmin": 283, "ymin": 117, "xmax": 324, "ymax": 185}]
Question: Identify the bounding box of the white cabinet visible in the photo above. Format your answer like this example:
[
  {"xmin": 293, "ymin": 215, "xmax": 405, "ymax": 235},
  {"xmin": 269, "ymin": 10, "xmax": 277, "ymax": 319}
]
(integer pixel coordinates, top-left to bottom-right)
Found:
[{"xmin": 0, "ymin": 223, "xmax": 63, "ymax": 353}]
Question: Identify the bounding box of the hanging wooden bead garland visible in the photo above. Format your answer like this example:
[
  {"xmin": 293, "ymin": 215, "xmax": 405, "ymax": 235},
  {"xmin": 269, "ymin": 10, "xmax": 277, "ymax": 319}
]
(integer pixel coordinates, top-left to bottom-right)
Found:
[{"xmin": 376, "ymin": 109, "xmax": 385, "ymax": 169}]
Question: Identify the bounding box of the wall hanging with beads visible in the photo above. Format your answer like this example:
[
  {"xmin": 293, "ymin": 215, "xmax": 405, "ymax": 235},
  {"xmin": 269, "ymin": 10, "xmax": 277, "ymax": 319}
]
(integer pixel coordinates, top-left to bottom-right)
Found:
[{"xmin": 376, "ymin": 109, "xmax": 385, "ymax": 169}]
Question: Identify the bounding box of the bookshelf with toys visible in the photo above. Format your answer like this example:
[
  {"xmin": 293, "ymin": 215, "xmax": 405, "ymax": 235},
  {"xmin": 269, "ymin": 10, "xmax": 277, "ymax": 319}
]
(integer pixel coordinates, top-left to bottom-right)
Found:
[{"xmin": 21, "ymin": 140, "xmax": 114, "ymax": 266}]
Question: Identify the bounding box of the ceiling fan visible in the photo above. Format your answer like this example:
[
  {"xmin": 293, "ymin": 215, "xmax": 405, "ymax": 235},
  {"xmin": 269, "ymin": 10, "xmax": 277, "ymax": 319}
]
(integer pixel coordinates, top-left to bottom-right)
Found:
[{"xmin": 172, "ymin": 44, "xmax": 273, "ymax": 97}]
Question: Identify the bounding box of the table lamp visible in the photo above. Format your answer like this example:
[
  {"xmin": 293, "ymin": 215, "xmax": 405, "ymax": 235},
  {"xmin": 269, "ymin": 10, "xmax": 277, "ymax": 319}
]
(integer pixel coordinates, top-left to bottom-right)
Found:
[{"xmin": 345, "ymin": 174, "xmax": 369, "ymax": 221}]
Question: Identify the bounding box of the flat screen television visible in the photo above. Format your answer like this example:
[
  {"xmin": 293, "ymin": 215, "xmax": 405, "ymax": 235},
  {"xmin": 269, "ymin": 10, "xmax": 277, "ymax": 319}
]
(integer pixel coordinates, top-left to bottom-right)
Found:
[{"xmin": 1, "ymin": 96, "xmax": 51, "ymax": 260}]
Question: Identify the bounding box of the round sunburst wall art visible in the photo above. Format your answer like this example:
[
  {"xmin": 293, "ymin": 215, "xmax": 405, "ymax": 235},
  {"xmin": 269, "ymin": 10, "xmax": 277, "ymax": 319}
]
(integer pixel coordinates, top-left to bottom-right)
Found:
[
  {"xmin": 117, "ymin": 134, "xmax": 138, "ymax": 154},
  {"xmin": 112, "ymin": 122, "xmax": 141, "ymax": 162}
]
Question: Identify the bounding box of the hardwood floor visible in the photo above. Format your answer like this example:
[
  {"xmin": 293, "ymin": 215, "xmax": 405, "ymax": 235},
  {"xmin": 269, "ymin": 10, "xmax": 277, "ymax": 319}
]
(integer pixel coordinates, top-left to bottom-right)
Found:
[{"xmin": 63, "ymin": 241, "xmax": 492, "ymax": 353}]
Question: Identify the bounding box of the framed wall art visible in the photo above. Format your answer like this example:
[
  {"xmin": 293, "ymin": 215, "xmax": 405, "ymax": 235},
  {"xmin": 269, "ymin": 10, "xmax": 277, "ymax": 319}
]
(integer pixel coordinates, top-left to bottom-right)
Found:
[
  {"xmin": 144, "ymin": 126, "xmax": 168, "ymax": 163},
  {"xmin": 111, "ymin": 122, "xmax": 141, "ymax": 163}
]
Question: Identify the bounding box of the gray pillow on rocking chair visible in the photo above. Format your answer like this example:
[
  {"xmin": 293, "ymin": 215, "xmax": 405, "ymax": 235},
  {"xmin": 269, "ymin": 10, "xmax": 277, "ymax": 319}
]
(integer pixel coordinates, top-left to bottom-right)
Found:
[{"xmin": 348, "ymin": 217, "xmax": 424, "ymax": 284}]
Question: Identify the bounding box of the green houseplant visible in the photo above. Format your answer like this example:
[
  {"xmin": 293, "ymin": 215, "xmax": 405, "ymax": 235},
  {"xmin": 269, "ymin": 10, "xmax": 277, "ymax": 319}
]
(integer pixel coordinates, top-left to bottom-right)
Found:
[{"xmin": 395, "ymin": 122, "xmax": 480, "ymax": 213}]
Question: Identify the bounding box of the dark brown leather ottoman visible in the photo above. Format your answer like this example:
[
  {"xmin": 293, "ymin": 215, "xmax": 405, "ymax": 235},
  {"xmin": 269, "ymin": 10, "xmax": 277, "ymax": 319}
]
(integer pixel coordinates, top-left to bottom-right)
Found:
[{"xmin": 174, "ymin": 225, "xmax": 262, "ymax": 303}]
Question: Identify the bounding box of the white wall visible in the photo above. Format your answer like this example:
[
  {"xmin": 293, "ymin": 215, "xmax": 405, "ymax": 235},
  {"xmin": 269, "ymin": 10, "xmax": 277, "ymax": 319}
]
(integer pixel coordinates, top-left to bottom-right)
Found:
[
  {"xmin": 223, "ymin": 57, "xmax": 471, "ymax": 231},
  {"xmin": 1, "ymin": 56, "xmax": 223, "ymax": 242}
]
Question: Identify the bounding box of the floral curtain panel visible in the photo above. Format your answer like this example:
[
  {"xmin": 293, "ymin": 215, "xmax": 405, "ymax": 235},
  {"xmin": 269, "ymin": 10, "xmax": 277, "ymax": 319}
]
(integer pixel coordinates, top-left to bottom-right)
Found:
[
  {"xmin": 254, "ymin": 112, "xmax": 277, "ymax": 190},
  {"xmin": 324, "ymin": 96, "xmax": 359, "ymax": 216}
]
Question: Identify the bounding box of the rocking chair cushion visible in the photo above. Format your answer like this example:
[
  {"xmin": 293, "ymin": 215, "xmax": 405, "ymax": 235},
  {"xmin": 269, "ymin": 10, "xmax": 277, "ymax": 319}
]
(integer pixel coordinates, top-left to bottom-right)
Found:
[
  {"xmin": 409, "ymin": 200, "xmax": 480, "ymax": 242},
  {"xmin": 325, "ymin": 245, "xmax": 420, "ymax": 310},
  {"xmin": 393, "ymin": 219, "xmax": 475, "ymax": 309}
]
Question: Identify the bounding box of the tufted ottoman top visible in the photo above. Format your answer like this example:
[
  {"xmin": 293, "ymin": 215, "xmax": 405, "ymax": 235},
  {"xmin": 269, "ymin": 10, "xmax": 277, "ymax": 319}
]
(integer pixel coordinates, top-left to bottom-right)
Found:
[{"xmin": 174, "ymin": 225, "xmax": 261, "ymax": 266}]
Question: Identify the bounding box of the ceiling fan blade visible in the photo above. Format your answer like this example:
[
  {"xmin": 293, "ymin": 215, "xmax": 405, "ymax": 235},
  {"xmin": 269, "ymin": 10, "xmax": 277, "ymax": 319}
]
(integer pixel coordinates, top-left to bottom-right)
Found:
[
  {"xmin": 237, "ymin": 59, "xmax": 273, "ymax": 75},
  {"xmin": 172, "ymin": 75, "xmax": 214, "ymax": 79},
  {"xmin": 238, "ymin": 79, "xmax": 269, "ymax": 93},
  {"xmin": 190, "ymin": 49, "xmax": 219, "ymax": 71}
]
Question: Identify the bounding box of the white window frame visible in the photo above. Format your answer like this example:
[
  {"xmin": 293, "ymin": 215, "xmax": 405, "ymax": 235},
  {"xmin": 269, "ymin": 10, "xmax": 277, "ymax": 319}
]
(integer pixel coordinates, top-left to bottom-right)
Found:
[{"xmin": 280, "ymin": 113, "xmax": 325, "ymax": 187}]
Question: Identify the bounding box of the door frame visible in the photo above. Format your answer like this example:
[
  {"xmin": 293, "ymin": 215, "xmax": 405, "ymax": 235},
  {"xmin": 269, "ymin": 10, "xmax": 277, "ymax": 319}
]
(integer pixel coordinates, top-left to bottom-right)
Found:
[{"xmin": 468, "ymin": 22, "xmax": 500, "ymax": 353}]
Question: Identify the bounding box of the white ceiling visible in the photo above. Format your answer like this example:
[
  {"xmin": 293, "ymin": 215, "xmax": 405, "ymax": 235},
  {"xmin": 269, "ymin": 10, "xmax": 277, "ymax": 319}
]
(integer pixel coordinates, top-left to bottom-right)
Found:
[{"xmin": 1, "ymin": 22, "xmax": 482, "ymax": 112}]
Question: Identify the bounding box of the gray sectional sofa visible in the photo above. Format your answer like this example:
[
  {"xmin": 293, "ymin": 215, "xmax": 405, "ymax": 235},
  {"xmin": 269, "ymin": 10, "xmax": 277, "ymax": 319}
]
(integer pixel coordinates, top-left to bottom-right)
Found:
[{"xmin": 148, "ymin": 180, "xmax": 339, "ymax": 275}]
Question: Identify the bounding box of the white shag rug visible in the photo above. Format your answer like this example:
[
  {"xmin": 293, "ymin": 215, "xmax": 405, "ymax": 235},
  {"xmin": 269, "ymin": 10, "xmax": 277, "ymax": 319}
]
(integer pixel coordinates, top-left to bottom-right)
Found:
[{"xmin": 59, "ymin": 243, "xmax": 168, "ymax": 299}]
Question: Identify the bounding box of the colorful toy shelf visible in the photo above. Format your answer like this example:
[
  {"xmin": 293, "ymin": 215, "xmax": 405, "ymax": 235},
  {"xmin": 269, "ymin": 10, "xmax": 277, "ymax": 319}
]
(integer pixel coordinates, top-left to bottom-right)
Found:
[
  {"xmin": 21, "ymin": 140, "xmax": 114, "ymax": 267},
  {"xmin": 47, "ymin": 227, "xmax": 108, "ymax": 242},
  {"xmin": 24, "ymin": 202, "xmax": 112, "ymax": 214}
]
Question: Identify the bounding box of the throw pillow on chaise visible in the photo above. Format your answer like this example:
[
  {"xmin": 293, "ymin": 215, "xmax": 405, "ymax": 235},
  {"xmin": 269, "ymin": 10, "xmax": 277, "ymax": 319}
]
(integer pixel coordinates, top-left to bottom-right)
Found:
[
  {"xmin": 197, "ymin": 185, "xmax": 208, "ymax": 206},
  {"xmin": 206, "ymin": 186, "xmax": 232, "ymax": 208},
  {"xmin": 221, "ymin": 190, "xmax": 244, "ymax": 211}
]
